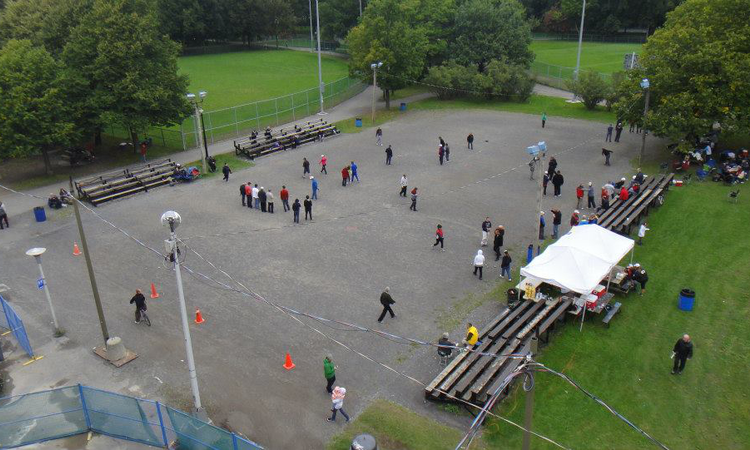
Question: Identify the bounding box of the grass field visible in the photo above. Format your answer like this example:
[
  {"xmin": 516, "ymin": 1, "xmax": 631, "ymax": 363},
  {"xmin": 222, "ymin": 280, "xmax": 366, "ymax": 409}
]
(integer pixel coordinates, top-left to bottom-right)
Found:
[
  {"xmin": 483, "ymin": 179, "xmax": 750, "ymax": 449},
  {"xmin": 178, "ymin": 50, "xmax": 350, "ymax": 111},
  {"xmin": 530, "ymin": 40, "xmax": 643, "ymax": 75}
]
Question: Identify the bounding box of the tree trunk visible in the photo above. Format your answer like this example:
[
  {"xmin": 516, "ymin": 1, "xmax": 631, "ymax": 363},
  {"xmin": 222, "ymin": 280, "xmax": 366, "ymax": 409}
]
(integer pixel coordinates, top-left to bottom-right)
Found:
[
  {"xmin": 94, "ymin": 128, "xmax": 102, "ymax": 146},
  {"xmin": 41, "ymin": 145, "xmax": 53, "ymax": 175},
  {"xmin": 385, "ymin": 89, "xmax": 391, "ymax": 110},
  {"xmin": 130, "ymin": 127, "xmax": 139, "ymax": 155}
]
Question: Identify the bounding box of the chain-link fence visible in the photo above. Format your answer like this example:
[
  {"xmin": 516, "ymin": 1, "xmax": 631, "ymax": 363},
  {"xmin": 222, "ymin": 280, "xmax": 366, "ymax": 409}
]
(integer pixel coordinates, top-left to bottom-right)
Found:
[
  {"xmin": 530, "ymin": 60, "xmax": 613, "ymax": 91},
  {"xmin": 252, "ymin": 36, "xmax": 348, "ymax": 54},
  {"xmin": 532, "ymin": 32, "xmax": 647, "ymax": 43},
  {"xmin": 0, "ymin": 385, "xmax": 263, "ymax": 449}
]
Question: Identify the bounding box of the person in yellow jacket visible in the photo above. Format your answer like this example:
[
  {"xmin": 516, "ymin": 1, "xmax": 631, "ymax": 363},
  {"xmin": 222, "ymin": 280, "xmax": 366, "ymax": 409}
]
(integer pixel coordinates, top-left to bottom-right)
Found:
[{"xmin": 463, "ymin": 323, "xmax": 479, "ymax": 347}]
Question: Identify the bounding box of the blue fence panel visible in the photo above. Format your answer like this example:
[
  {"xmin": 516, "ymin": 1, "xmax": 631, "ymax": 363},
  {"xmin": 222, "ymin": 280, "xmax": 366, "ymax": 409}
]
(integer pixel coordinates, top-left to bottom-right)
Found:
[
  {"xmin": 235, "ymin": 435, "xmax": 265, "ymax": 450},
  {"xmin": 0, "ymin": 386, "xmax": 86, "ymax": 448},
  {"xmin": 163, "ymin": 404, "xmax": 263, "ymax": 450},
  {"xmin": 0, "ymin": 295, "xmax": 33, "ymax": 357},
  {"xmin": 81, "ymin": 386, "xmax": 163, "ymax": 447}
]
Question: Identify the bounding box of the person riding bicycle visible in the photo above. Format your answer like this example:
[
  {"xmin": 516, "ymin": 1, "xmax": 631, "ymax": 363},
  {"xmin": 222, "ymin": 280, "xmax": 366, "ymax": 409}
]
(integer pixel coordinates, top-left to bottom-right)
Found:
[{"xmin": 130, "ymin": 289, "xmax": 147, "ymax": 324}]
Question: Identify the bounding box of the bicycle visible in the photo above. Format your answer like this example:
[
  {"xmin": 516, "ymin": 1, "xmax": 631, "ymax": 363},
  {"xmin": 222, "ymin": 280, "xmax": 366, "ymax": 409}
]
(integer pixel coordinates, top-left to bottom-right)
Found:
[{"xmin": 136, "ymin": 308, "xmax": 151, "ymax": 327}]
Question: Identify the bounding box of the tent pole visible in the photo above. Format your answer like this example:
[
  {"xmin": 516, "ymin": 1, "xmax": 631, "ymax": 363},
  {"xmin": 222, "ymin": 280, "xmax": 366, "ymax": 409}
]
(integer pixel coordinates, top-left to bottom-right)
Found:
[
  {"xmin": 630, "ymin": 246, "xmax": 634, "ymax": 264},
  {"xmin": 580, "ymin": 299, "xmax": 586, "ymax": 332},
  {"xmin": 606, "ymin": 268, "xmax": 613, "ymax": 292}
]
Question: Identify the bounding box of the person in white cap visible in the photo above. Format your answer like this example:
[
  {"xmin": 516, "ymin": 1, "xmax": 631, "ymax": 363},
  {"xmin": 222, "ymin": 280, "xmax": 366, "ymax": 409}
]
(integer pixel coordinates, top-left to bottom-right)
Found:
[
  {"xmin": 473, "ymin": 250, "xmax": 485, "ymax": 280},
  {"xmin": 327, "ymin": 386, "xmax": 350, "ymax": 422}
]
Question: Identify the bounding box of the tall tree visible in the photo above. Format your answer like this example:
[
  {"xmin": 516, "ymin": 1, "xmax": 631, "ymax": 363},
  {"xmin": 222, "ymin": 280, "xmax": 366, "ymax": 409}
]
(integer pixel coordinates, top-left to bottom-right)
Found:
[
  {"xmin": 0, "ymin": 40, "xmax": 75, "ymax": 174},
  {"xmin": 346, "ymin": 0, "xmax": 429, "ymax": 108},
  {"xmin": 615, "ymin": 0, "xmax": 750, "ymax": 146},
  {"xmin": 262, "ymin": 0, "xmax": 296, "ymax": 46},
  {"xmin": 319, "ymin": 0, "xmax": 364, "ymax": 40},
  {"xmin": 62, "ymin": 0, "xmax": 191, "ymax": 152},
  {"xmin": 450, "ymin": 0, "xmax": 533, "ymax": 71},
  {"xmin": 0, "ymin": 0, "xmax": 93, "ymax": 55}
]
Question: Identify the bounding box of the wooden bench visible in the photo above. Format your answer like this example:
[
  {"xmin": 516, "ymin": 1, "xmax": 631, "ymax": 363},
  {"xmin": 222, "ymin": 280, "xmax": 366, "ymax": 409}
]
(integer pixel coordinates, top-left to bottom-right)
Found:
[
  {"xmin": 233, "ymin": 121, "xmax": 339, "ymax": 160},
  {"xmin": 602, "ymin": 302, "xmax": 622, "ymax": 327},
  {"xmin": 75, "ymin": 159, "xmax": 177, "ymax": 205},
  {"xmin": 598, "ymin": 177, "xmax": 659, "ymax": 228},
  {"xmin": 616, "ymin": 174, "xmax": 674, "ymax": 234},
  {"xmin": 535, "ymin": 299, "xmax": 572, "ymax": 344}
]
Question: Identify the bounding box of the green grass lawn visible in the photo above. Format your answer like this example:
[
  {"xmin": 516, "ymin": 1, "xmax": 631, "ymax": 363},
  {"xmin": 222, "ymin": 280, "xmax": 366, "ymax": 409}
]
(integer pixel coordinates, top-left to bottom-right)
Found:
[
  {"xmin": 178, "ymin": 50, "xmax": 350, "ymax": 111},
  {"xmin": 483, "ymin": 179, "xmax": 750, "ymax": 449},
  {"xmin": 531, "ymin": 40, "xmax": 642, "ymax": 75}
]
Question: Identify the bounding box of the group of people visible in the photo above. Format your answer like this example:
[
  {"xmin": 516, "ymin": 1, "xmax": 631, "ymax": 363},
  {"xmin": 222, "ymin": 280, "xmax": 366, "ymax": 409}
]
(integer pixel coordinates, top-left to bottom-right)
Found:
[{"xmin": 239, "ymin": 182, "xmax": 313, "ymax": 222}]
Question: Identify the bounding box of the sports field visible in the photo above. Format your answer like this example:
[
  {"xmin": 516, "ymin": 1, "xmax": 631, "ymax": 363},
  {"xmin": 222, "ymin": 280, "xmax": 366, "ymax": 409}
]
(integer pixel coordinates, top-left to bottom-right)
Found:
[
  {"xmin": 530, "ymin": 40, "xmax": 643, "ymax": 75},
  {"xmin": 178, "ymin": 50, "xmax": 350, "ymax": 110}
]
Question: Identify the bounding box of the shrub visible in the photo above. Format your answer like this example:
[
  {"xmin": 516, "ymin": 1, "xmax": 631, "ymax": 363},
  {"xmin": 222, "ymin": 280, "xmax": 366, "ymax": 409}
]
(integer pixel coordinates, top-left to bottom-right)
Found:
[
  {"xmin": 424, "ymin": 59, "xmax": 534, "ymax": 102},
  {"xmin": 567, "ymin": 71, "xmax": 610, "ymax": 110}
]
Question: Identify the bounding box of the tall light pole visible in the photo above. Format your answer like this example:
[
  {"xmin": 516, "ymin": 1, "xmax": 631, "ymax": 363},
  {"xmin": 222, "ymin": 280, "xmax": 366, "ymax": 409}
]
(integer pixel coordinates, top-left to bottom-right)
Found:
[
  {"xmin": 161, "ymin": 211, "xmax": 206, "ymax": 420},
  {"xmin": 187, "ymin": 92, "xmax": 208, "ymax": 174},
  {"xmin": 315, "ymin": 0, "xmax": 326, "ymax": 115},
  {"xmin": 572, "ymin": 0, "xmax": 586, "ymax": 100},
  {"xmin": 370, "ymin": 62, "xmax": 382, "ymax": 122},
  {"xmin": 638, "ymin": 78, "xmax": 651, "ymax": 167},
  {"xmin": 308, "ymin": 0, "xmax": 314, "ymax": 52},
  {"xmin": 359, "ymin": 0, "xmax": 362, "ymax": 16},
  {"xmin": 26, "ymin": 248, "xmax": 62, "ymax": 336}
]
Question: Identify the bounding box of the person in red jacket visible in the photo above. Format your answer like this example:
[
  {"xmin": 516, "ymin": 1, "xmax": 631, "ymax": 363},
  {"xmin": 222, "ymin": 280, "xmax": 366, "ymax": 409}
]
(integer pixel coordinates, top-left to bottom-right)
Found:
[
  {"xmin": 570, "ymin": 210, "xmax": 580, "ymax": 227},
  {"xmin": 619, "ymin": 186, "xmax": 629, "ymax": 201},
  {"xmin": 244, "ymin": 183, "xmax": 252, "ymax": 209},
  {"xmin": 341, "ymin": 166, "xmax": 350, "ymax": 186},
  {"xmin": 576, "ymin": 185, "xmax": 584, "ymax": 209},
  {"xmin": 433, "ymin": 224, "xmax": 444, "ymax": 250},
  {"xmin": 280, "ymin": 186, "xmax": 290, "ymax": 212}
]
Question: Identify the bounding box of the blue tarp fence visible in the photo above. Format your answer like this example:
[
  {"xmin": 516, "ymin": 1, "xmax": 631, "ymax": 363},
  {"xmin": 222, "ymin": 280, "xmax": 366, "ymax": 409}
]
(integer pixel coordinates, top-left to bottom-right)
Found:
[
  {"xmin": 0, "ymin": 295, "xmax": 33, "ymax": 358},
  {"xmin": 0, "ymin": 385, "xmax": 263, "ymax": 449}
]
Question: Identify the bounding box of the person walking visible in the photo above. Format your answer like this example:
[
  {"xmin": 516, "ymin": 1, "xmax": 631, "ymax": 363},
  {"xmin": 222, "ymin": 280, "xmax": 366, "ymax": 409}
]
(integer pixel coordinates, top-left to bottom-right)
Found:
[
  {"xmin": 671, "ymin": 335, "xmax": 693, "ymax": 374},
  {"xmin": 493, "ymin": 226, "xmax": 504, "ymax": 261},
  {"xmin": 399, "ymin": 175, "xmax": 408, "ymax": 197},
  {"xmin": 327, "ymin": 387, "xmax": 350, "ymax": 423},
  {"xmin": 378, "ymin": 287, "xmax": 396, "ymax": 322},
  {"xmin": 323, "ymin": 355, "xmax": 336, "ymax": 394},
  {"xmin": 304, "ymin": 195, "xmax": 313, "ymax": 220},
  {"xmin": 252, "ymin": 184, "xmax": 260, "ymax": 209},
  {"xmin": 385, "ymin": 145, "xmax": 393, "ymax": 165},
  {"xmin": 311, "ymin": 176, "xmax": 319, "ymax": 200},
  {"xmin": 267, "ymin": 190, "xmax": 275, "ymax": 213},
  {"xmin": 575, "ymin": 184, "xmax": 584, "ymax": 209},
  {"xmin": 614, "ymin": 121, "xmax": 623, "ymax": 142},
  {"xmin": 541, "ymin": 112, "xmax": 547, "ymax": 128},
  {"xmin": 587, "ymin": 182, "xmax": 596, "ymax": 209},
  {"xmin": 538, "ymin": 212, "xmax": 546, "ymax": 240},
  {"xmin": 376, "ymin": 128, "xmax": 383, "ymax": 146},
  {"xmin": 409, "ymin": 187, "xmax": 418, "ymax": 211},
  {"xmin": 605, "ymin": 124, "xmax": 613, "ymax": 142},
  {"xmin": 444, "ymin": 142, "xmax": 450, "ymax": 162},
  {"xmin": 467, "ymin": 133, "xmax": 474, "ymax": 149},
  {"xmin": 320, "ymin": 155, "xmax": 328, "ymax": 174},
  {"xmin": 303, "ymin": 157, "xmax": 310, "ymax": 178},
  {"xmin": 350, "ymin": 161, "xmax": 359, "ymax": 182},
  {"xmin": 551, "ymin": 170, "xmax": 564, "ymax": 197},
  {"xmin": 130, "ymin": 289, "xmax": 147, "ymax": 324},
  {"xmin": 473, "ymin": 250, "xmax": 485, "ymax": 280},
  {"xmin": 0, "ymin": 201, "xmax": 8, "ymax": 230},
  {"xmin": 481, "ymin": 217, "xmax": 492, "ymax": 246},
  {"xmin": 341, "ymin": 166, "xmax": 349, "ymax": 187},
  {"xmin": 292, "ymin": 198, "xmax": 301, "ymax": 223},
  {"xmin": 551, "ymin": 209, "xmax": 562, "ymax": 239},
  {"xmin": 438, "ymin": 145, "xmax": 444, "ymax": 165},
  {"xmin": 543, "ymin": 172, "xmax": 549, "ymax": 195},
  {"xmin": 500, "ymin": 250, "xmax": 512, "ymax": 281},
  {"xmin": 240, "ymin": 184, "xmax": 247, "ymax": 206},
  {"xmin": 280, "ymin": 186, "xmax": 290, "ymax": 212},
  {"xmin": 433, "ymin": 224, "xmax": 444, "ymax": 250},
  {"xmin": 570, "ymin": 210, "xmax": 580, "ymax": 227},
  {"xmin": 222, "ymin": 163, "xmax": 232, "ymax": 181},
  {"xmin": 602, "ymin": 148, "xmax": 612, "ymax": 166},
  {"xmin": 638, "ymin": 222, "xmax": 649, "ymax": 245},
  {"xmin": 439, "ymin": 136, "xmax": 445, "ymax": 147},
  {"xmin": 258, "ymin": 187, "xmax": 267, "ymax": 212}
]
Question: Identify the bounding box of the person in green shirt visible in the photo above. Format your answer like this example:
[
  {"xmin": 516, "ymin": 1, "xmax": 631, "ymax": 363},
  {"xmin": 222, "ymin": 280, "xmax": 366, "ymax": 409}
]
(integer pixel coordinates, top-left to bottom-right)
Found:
[
  {"xmin": 324, "ymin": 354, "xmax": 336, "ymax": 393},
  {"xmin": 541, "ymin": 112, "xmax": 547, "ymax": 128}
]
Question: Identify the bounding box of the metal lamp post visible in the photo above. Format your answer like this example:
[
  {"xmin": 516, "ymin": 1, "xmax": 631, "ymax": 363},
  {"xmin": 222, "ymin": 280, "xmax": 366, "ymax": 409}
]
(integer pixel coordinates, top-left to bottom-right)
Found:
[
  {"xmin": 308, "ymin": 0, "xmax": 314, "ymax": 52},
  {"xmin": 315, "ymin": 0, "xmax": 326, "ymax": 115},
  {"xmin": 572, "ymin": 0, "xmax": 586, "ymax": 101},
  {"xmin": 370, "ymin": 62, "xmax": 383, "ymax": 122},
  {"xmin": 26, "ymin": 248, "xmax": 62, "ymax": 336},
  {"xmin": 638, "ymin": 78, "xmax": 651, "ymax": 166},
  {"xmin": 187, "ymin": 92, "xmax": 208, "ymax": 174}
]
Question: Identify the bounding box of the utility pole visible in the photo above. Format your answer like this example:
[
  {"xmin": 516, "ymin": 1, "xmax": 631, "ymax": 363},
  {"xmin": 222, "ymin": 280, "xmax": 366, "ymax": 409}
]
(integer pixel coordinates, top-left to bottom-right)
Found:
[
  {"xmin": 25, "ymin": 248, "xmax": 62, "ymax": 336},
  {"xmin": 521, "ymin": 336, "xmax": 539, "ymax": 450},
  {"xmin": 572, "ymin": 0, "xmax": 586, "ymax": 101},
  {"xmin": 187, "ymin": 92, "xmax": 208, "ymax": 174},
  {"xmin": 359, "ymin": 0, "xmax": 362, "ymax": 16},
  {"xmin": 370, "ymin": 62, "xmax": 382, "ymax": 122},
  {"xmin": 315, "ymin": 0, "xmax": 325, "ymax": 115},
  {"xmin": 536, "ymin": 142, "xmax": 547, "ymax": 255},
  {"xmin": 308, "ymin": 0, "xmax": 314, "ymax": 52},
  {"xmin": 69, "ymin": 178, "xmax": 109, "ymax": 344},
  {"xmin": 638, "ymin": 79, "xmax": 651, "ymax": 167}
]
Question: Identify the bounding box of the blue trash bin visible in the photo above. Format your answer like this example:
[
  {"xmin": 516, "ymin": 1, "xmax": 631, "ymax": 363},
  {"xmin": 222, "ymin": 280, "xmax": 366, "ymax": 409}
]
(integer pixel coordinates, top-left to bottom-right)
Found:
[
  {"xmin": 400, "ymin": 102, "xmax": 407, "ymax": 111},
  {"xmin": 34, "ymin": 206, "xmax": 46, "ymax": 223},
  {"xmin": 355, "ymin": 118, "xmax": 362, "ymax": 127},
  {"xmin": 678, "ymin": 289, "xmax": 695, "ymax": 311}
]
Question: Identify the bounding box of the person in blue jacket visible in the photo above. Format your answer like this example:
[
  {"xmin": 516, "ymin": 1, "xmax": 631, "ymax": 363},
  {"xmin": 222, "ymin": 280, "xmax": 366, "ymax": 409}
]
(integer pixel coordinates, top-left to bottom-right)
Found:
[
  {"xmin": 350, "ymin": 161, "xmax": 359, "ymax": 183},
  {"xmin": 311, "ymin": 176, "xmax": 319, "ymax": 200}
]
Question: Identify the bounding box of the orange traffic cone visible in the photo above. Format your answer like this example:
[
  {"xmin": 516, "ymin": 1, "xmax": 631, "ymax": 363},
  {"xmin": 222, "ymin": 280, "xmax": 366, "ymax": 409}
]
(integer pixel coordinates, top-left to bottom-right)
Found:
[
  {"xmin": 150, "ymin": 283, "xmax": 160, "ymax": 299},
  {"xmin": 283, "ymin": 352, "xmax": 295, "ymax": 370},
  {"xmin": 73, "ymin": 243, "xmax": 82, "ymax": 256},
  {"xmin": 195, "ymin": 309, "xmax": 205, "ymax": 324}
]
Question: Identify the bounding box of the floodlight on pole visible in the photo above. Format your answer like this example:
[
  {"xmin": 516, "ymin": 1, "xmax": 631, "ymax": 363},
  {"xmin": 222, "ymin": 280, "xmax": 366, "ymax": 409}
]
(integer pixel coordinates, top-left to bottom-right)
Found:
[
  {"xmin": 187, "ymin": 92, "xmax": 208, "ymax": 174},
  {"xmin": 638, "ymin": 78, "xmax": 651, "ymax": 167},
  {"xmin": 572, "ymin": 0, "xmax": 586, "ymax": 101},
  {"xmin": 370, "ymin": 61, "xmax": 383, "ymax": 122},
  {"xmin": 26, "ymin": 247, "xmax": 62, "ymax": 336},
  {"xmin": 315, "ymin": 0, "xmax": 326, "ymax": 115},
  {"xmin": 308, "ymin": 0, "xmax": 314, "ymax": 52}
]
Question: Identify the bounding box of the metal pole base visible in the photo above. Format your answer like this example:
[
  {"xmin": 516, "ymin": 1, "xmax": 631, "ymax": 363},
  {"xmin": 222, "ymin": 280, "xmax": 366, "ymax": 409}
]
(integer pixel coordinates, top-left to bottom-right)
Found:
[{"xmin": 193, "ymin": 406, "xmax": 211, "ymax": 423}]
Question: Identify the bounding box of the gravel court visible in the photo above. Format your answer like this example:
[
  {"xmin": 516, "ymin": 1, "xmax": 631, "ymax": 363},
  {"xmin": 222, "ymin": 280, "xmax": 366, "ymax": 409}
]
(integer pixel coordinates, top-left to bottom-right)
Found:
[{"xmin": 0, "ymin": 109, "xmax": 659, "ymax": 448}]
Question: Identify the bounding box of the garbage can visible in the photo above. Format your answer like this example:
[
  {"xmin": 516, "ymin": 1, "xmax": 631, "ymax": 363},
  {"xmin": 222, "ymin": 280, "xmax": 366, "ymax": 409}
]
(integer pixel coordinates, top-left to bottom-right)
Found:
[
  {"xmin": 400, "ymin": 102, "xmax": 407, "ymax": 111},
  {"xmin": 678, "ymin": 289, "xmax": 695, "ymax": 311},
  {"xmin": 33, "ymin": 206, "xmax": 46, "ymax": 223},
  {"xmin": 355, "ymin": 118, "xmax": 362, "ymax": 127}
]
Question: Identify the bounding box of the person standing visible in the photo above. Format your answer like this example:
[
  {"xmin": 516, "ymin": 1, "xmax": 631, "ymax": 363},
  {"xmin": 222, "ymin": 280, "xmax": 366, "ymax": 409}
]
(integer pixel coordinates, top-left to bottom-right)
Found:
[
  {"xmin": 587, "ymin": 182, "xmax": 596, "ymax": 209},
  {"xmin": 0, "ymin": 201, "xmax": 8, "ymax": 229},
  {"xmin": 500, "ymin": 250, "xmax": 512, "ymax": 281},
  {"xmin": 280, "ymin": 186, "xmax": 290, "ymax": 212},
  {"xmin": 252, "ymin": 184, "xmax": 260, "ymax": 209},
  {"xmin": 129, "ymin": 289, "xmax": 147, "ymax": 324},
  {"xmin": 245, "ymin": 183, "xmax": 252, "ymax": 209},
  {"xmin": 267, "ymin": 190, "xmax": 275, "ymax": 213},
  {"xmin": 327, "ymin": 387, "xmax": 350, "ymax": 423},
  {"xmin": 438, "ymin": 145, "xmax": 444, "ymax": 165},
  {"xmin": 378, "ymin": 287, "xmax": 396, "ymax": 322},
  {"xmin": 303, "ymin": 157, "xmax": 310, "ymax": 178},
  {"xmin": 323, "ymin": 355, "xmax": 336, "ymax": 394},
  {"xmin": 399, "ymin": 175, "xmax": 408, "ymax": 197},
  {"xmin": 385, "ymin": 145, "xmax": 393, "ymax": 165},
  {"xmin": 311, "ymin": 176, "xmax": 319, "ymax": 200},
  {"xmin": 538, "ymin": 212, "xmax": 546, "ymax": 240},
  {"xmin": 467, "ymin": 133, "xmax": 474, "ymax": 149},
  {"xmin": 350, "ymin": 161, "xmax": 359, "ymax": 183},
  {"xmin": 409, "ymin": 187, "xmax": 418, "ymax": 211},
  {"xmin": 444, "ymin": 142, "xmax": 450, "ymax": 162},
  {"xmin": 341, "ymin": 166, "xmax": 349, "ymax": 187},
  {"xmin": 481, "ymin": 217, "xmax": 492, "ymax": 246},
  {"xmin": 222, "ymin": 163, "xmax": 232, "ymax": 181},
  {"xmin": 638, "ymin": 222, "xmax": 649, "ymax": 245},
  {"xmin": 671, "ymin": 334, "xmax": 693, "ymax": 375},
  {"xmin": 552, "ymin": 170, "xmax": 564, "ymax": 197},
  {"xmin": 614, "ymin": 121, "xmax": 624, "ymax": 142},
  {"xmin": 551, "ymin": 209, "xmax": 562, "ymax": 239},
  {"xmin": 601, "ymin": 191, "xmax": 610, "ymax": 211},
  {"xmin": 543, "ymin": 172, "xmax": 549, "ymax": 195},
  {"xmin": 473, "ymin": 250, "xmax": 485, "ymax": 280},
  {"xmin": 570, "ymin": 210, "xmax": 580, "ymax": 227},
  {"xmin": 376, "ymin": 128, "xmax": 383, "ymax": 146},
  {"xmin": 304, "ymin": 195, "xmax": 313, "ymax": 220},
  {"xmin": 320, "ymin": 155, "xmax": 328, "ymax": 174},
  {"xmin": 439, "ymin": 136, "xmax": 445, "ymax": 147},
  {"xmin": 258, "ymin": 187, "xmax": 267, "ymax": 212},
  {"xmin": 493, "ymin": 226, "xmax": 504, "ymax": 261},
  {"xmin": 547, "ymin": 157, "xmax": 558, "ymax": 176},
  {"xmin": 541, "ymin": 112, "xmax": 547, "ymax": 128},
  {"xmin": 576, "ymin": 184, "xmax": 584, "ymax": 209},
  {"xmin": 602, "ymin": 148, "xmax": 612, "ymax": 166},
  {"xmin": 292, "ymin": 198, "xmax": 301, "ymax": 223},
  {"xmin": 240, "ymin": 183, "xmax": 247, "ymax": 206},
  {"xmin": 140, "ymin": 141, "xmax": 147, "ymax": 162},
  {"xmin": 605, "ymin": 124, "xmax": 613, "ymax": 142},
  {"xmin": 433, "ymin": 224, "xmax": 444, "ymax": 250}
]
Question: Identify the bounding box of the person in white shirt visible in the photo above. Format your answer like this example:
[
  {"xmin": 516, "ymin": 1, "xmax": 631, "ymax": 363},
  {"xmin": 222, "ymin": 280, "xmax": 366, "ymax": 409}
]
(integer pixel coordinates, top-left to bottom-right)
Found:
[
  {"xmin": 473, "ymin": 250, "xmax": 485, "ymax": 280},
  {"xmin": 399, "ymin": 175, "xmax": 408, "ymax": 197},
  {"xmin": 251, "ymin": 184, "xmax": 259, "ymax": 209},
  {"xmin": 638, "ymin": 222, "xmax": 650, "ymax": 245}
]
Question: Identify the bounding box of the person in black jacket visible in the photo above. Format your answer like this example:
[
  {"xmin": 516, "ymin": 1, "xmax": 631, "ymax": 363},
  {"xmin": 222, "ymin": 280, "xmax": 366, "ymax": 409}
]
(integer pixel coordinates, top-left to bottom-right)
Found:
[
  {"xmin": 303, "ymin": 195, "xmax": 313, "ymax": 220},
  {"xmin": 551, "ymin": 170, "xmax": 564, "ymax": 197},
  {"xmin": 547, "ymin": 157, "xmax": 558, "ymax": 176},
  {"xmin": 632, "ymin": 264, "xmax": 648, "ymax": 295},
  {"xmin": 222, "ymin": 163, "xmax": 231, "ymax": 181},
  {"xmin": 551, "ymin": 209, "xmax": 562, "ymax": 239},
  {"xmin": 130, "ymin": 289, "xmax": 147, "ymax": 324},
  {"xmin": 258, "ymin": 187, "xmax": 267, "ymax": 212},
  {"xmin": 493, "ymin": 226, "xmax": 504, "ymax": 261},
  {"xmin": 672, "ymin": 334, "xmax": 693, "ymax": 374},
  {"xmin": 292, "ymin": 199, "xmax": 301, "ymax": 223},
  {"xmin": 377, "ymin": 287, "xmax": 396, "ymax": 322}
]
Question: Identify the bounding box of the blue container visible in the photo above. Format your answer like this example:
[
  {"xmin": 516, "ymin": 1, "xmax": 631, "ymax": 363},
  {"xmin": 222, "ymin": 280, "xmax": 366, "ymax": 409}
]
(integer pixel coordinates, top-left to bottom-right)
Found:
[
  {"xmin": 33, "ymin": 206, "xmax": 46, "ymax": 223},
  {"xmin": 355, "ymin": 118, "xmax": 362, "ymax": 127},
  {"xmin": 400, "ymin": 102, "xmax": 407, "ymax": 111},
  {"xmin": 678, "ymin": 289, "xmax": 695, "ymax": 311}
]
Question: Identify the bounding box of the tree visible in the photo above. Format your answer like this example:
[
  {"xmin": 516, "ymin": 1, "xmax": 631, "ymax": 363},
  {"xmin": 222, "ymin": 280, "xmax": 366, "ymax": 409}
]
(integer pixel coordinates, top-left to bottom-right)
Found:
[
  {"xmin": 346, "ymin": 0, "xmax": 429, "ymax": 109},
  {"xmin": 0, "ymin": 40, "xmax": 75, "ymax": 174},
  {"xmin": 262, "ymin": 0, "xmax": 296, "ymax": 47},
  {"xmin": 62, "ymin": 0, "xmax": 191, "ymax": 153},
  {"xmin": 615, "ymin": 0, "xmax": 750, "ymax": 144},
  {"xmin": 450, "ymin": 0, "xmax": 533, "ymax": 71},
  {"xmin": 319, "ymin": 0, "xmax": 364, "ymax": 40},
  {"xmin": 566, "ymin": 71, "xmax": 609, "ymax": 110}
]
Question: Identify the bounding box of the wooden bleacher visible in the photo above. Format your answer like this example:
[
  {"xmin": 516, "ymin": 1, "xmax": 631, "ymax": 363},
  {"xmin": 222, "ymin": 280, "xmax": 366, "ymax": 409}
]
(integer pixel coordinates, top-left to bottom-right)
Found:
[
  {"xmin": 598, "ymin": 173, "xmax": 674, "ymax": 235},
  {"xmin": 233, "ymin": 119, "xmax": 339, "ymax": 160},
  {"xmin": 74, "ymin": 159, "xmax": 178, "ymax": 206}
]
